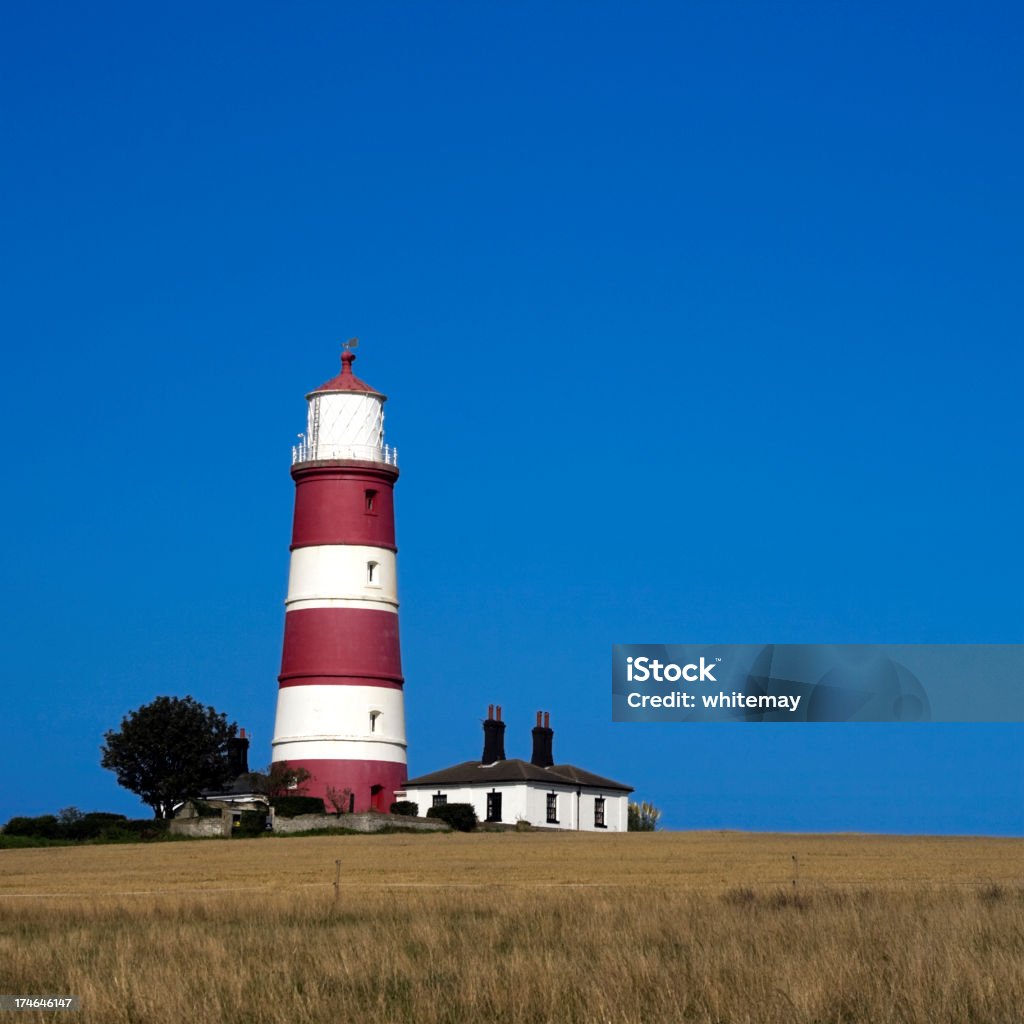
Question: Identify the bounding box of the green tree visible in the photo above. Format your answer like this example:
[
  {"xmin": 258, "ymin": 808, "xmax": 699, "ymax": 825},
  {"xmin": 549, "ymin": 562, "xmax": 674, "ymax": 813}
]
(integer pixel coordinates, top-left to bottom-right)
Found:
[
  {"xmin": 628, "ymin": 800, "xmax": 662, "ymax": 832},
  {"xmin": 100, "ymin": 696, "xmax": 237, "ymax": 819}
]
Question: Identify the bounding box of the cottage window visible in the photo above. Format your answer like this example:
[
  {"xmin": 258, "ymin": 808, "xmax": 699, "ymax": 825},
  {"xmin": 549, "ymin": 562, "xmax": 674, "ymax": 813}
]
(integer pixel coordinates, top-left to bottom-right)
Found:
[
  {"xmin": 594, "ymin": 797, "xmax": 606, "ymax": 829},
  {"xmin": 432, "ymin": 793, "xmax": 447, "ymax": 808},
  {"xmin": 546, "ymin": 793, "xmax": 558, "ymax": 824}
]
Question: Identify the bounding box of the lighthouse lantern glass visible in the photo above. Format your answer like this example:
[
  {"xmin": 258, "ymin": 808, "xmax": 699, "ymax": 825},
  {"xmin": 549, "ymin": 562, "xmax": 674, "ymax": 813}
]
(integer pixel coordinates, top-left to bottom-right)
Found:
[{"xmin": 302, "ymin": 392, "xmax": 386, "ymax": 463}]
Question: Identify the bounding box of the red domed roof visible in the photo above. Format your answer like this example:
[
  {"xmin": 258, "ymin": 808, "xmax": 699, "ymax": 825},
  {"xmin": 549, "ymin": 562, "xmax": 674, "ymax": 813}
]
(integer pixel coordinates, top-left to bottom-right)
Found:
[{"xmin": 307, "ymin": 351, "xmax": 384, "ymax": 398}]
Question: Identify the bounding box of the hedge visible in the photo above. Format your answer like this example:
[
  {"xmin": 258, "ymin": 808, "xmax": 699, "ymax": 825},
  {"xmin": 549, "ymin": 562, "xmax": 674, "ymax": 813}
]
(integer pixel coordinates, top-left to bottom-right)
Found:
[
  {"xmin": 270, "ymin": 796, "xmax": 326, "ymax": 817},
  {"xmin": 3, "ymin": 814, "xmax": 168, "ymax": 845},
  {"xmin": 63, "ymin": 812, "xmax": 129, "ymax": 840},
  {"xmin": 3, "ymin": 815, "xmax": 63, "ymax": 839}
]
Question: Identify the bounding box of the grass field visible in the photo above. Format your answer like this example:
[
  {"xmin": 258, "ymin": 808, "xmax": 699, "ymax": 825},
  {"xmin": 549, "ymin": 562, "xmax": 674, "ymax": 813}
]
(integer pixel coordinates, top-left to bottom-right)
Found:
[{"xmin": 1, "ymin": 831, "xmax": 1022, "ymax": 1023}]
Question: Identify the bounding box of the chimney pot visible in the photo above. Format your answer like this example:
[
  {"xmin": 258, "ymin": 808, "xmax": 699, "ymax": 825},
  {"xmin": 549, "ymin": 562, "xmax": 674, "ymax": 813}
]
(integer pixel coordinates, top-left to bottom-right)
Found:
[
  {"xmin": 530, "ymin": 711, "xmax": 554, "ymax": 768},
  {"xmin": 481, "ymin": 708, "xmax": 507, "ymax": 763},
  {"xmin": 488, "ymin": 703, "xmax": 494, "ymax": 720},
  {"xmin": 226, "ymin": 730, "xmax": 251, "ymax": 778},
  {"xmin": 496, "ymin": 705, "xmax": 502, "ymax": 721}
]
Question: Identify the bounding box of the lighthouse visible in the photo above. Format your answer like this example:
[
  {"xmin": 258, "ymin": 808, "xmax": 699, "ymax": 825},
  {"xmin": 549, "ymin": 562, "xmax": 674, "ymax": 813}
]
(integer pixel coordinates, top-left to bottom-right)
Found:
[{"xmin": 270, "ymin": 345, "xmax": 406, "ymax": 812}]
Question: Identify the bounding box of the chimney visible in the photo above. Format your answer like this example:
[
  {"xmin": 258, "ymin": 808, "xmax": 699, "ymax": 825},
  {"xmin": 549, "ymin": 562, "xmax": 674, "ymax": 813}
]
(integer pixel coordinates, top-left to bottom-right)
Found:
[
  {"xmin": 227, "ymin": 728, "xmax": 250, "ymax": 778},
  {"xmin": 531, "ymin": 710, "xmax": 554, "ymax": 768},
  {"xmin": 481, "ymin": 705, "xmax": 506, "ymax": 764}
]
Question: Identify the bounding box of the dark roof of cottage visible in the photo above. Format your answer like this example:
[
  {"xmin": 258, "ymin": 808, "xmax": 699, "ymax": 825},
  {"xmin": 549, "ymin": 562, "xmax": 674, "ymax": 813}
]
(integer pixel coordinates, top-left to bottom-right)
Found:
[
  {"xmin": 549, "ymin": 764, "xmax": 633, "ymax": 792},
  {"xmin": 200, "ymin": 772, "xmax": 266, "ymax": 798},
  {"xmin": 404, "ymin": 758, "xmax": 633, "ymax": 793}
]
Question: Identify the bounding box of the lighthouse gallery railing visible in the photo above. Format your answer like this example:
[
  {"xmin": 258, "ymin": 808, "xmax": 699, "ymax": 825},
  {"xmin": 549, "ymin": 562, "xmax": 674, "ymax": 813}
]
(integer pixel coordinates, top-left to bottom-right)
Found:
[{"xmin": 292, "ymin": 442, "xmax": 398, "ymax": 466}]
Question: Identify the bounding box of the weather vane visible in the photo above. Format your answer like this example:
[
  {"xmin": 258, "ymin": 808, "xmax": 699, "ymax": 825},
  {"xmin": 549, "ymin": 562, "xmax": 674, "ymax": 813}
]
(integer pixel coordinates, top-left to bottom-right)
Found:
[{"xmin": 343, "ymin": 337, "xmax": 359, "ymax": 351}]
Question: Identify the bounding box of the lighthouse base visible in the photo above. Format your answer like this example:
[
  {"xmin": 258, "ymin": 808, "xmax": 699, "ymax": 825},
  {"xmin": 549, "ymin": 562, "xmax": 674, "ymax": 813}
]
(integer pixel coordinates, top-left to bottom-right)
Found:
[{"xmin": 274, "ymin": 758, "xmax": 407, "ymax": 814}]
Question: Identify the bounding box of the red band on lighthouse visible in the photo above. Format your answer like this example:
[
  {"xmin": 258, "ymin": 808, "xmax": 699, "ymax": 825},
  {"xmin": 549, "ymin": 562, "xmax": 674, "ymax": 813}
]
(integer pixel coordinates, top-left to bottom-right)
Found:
[
  {"xmin": 291, "ymin": 465, "xmax": 398, "ymax": 550},
  {"xmin": 278, "ymin": 607, "xmax": 404, "ymax": 687}
]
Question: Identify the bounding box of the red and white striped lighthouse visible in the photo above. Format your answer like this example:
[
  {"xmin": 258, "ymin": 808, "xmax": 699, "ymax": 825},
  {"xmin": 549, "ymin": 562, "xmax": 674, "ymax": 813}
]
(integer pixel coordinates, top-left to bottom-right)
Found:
[{"xmin": 270, "ymin": 345, "xmax": 406, "ymax": 812}]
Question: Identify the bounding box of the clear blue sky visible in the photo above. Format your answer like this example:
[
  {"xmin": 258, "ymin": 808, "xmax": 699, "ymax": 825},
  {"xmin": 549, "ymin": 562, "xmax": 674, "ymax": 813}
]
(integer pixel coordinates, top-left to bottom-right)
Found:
[{"xmin": 3, "ymin": 2, "xmax": 1021, "ymax": 833}]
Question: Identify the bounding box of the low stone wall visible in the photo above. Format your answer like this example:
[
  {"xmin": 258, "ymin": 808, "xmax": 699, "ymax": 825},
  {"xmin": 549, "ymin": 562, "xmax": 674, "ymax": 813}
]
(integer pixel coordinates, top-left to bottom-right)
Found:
[
  {"xmin": 271, "ymin": 813, "xmax": 449, "ymax": 835},
  {"xmin": 169, "ymin": 815, "xmax": 230, "ymax": 838},
  {"xmin": 169, "ymin": 811, "xmax": 450, "ymax": 838}
]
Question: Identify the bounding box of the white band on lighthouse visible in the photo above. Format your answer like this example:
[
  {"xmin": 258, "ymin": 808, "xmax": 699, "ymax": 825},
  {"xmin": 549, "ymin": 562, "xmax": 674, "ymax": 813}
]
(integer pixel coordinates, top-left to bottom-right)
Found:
[
  {"xmin": 272, "ymin": 684, "xmax": 407, "ymax": 764},
  {"xmin": 285, "ymin": 545, "xmax": 398, "ymax": 612}
]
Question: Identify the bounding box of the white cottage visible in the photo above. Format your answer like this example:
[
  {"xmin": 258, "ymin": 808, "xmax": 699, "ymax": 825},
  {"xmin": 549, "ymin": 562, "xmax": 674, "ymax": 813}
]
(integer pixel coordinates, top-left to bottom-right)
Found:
[{"xmin": 397, "ymin": 708, "xmax": 632, "ymax": 831}]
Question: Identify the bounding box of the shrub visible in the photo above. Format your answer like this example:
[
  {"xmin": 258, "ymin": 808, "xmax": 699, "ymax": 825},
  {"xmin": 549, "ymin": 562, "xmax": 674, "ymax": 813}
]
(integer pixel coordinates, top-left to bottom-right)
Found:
[
  {"xmin": 325, "ymin": 786, "xmax": 354, "ymax": 816},
  {"xmin": 3, "ymin": 815, "xmax": 62, "ymax": 839},
  {"xmin": 3, "ymin": 814, "xmax": 174, "ymax": 845},
  {"xmin": 628, "ymin": 800, "xmax": 662, "ymax": 831},
  {"xmin": 63, "ymin": 812, "xmax": 128, "ymax": 840},
  {"xmin": 426, "ymin": 803, "xmax": 477, "ymax": 832},
  {"xmin": 118, "ymin": 818, "xmax": 170, "ymax": 835},
  {"xmin": 390, "ymin": 800, "xmax": 419, "ymax": 817},
  {"xmin": 270, "ymin": 796, "xmax": 325, "ymax": 817},
  {"xmin": 102, "ymin": 819, "xmax": 169, "ymax": 842}
]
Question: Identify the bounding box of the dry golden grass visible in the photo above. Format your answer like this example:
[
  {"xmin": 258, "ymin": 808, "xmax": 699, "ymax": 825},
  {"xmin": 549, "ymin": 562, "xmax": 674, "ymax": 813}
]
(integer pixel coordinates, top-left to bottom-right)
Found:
[{"xmin": 1, "ymin": 832, "xmax": 1022, "ymax": 1023}]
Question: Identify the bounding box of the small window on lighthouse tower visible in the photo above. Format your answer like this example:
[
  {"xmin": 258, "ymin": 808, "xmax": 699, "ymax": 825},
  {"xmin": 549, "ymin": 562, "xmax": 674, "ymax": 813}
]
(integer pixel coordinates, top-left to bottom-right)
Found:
[
  {"xmin": 365, "ymin": 489, "xmax": 377, "ymax": 514},
  {"xmin": 367, "ymin": 561, "xmax": 379, "ymax": 586},
  {"xmin": 369, "ymin": 710, "xmax": 381, "ymax": 734}
]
